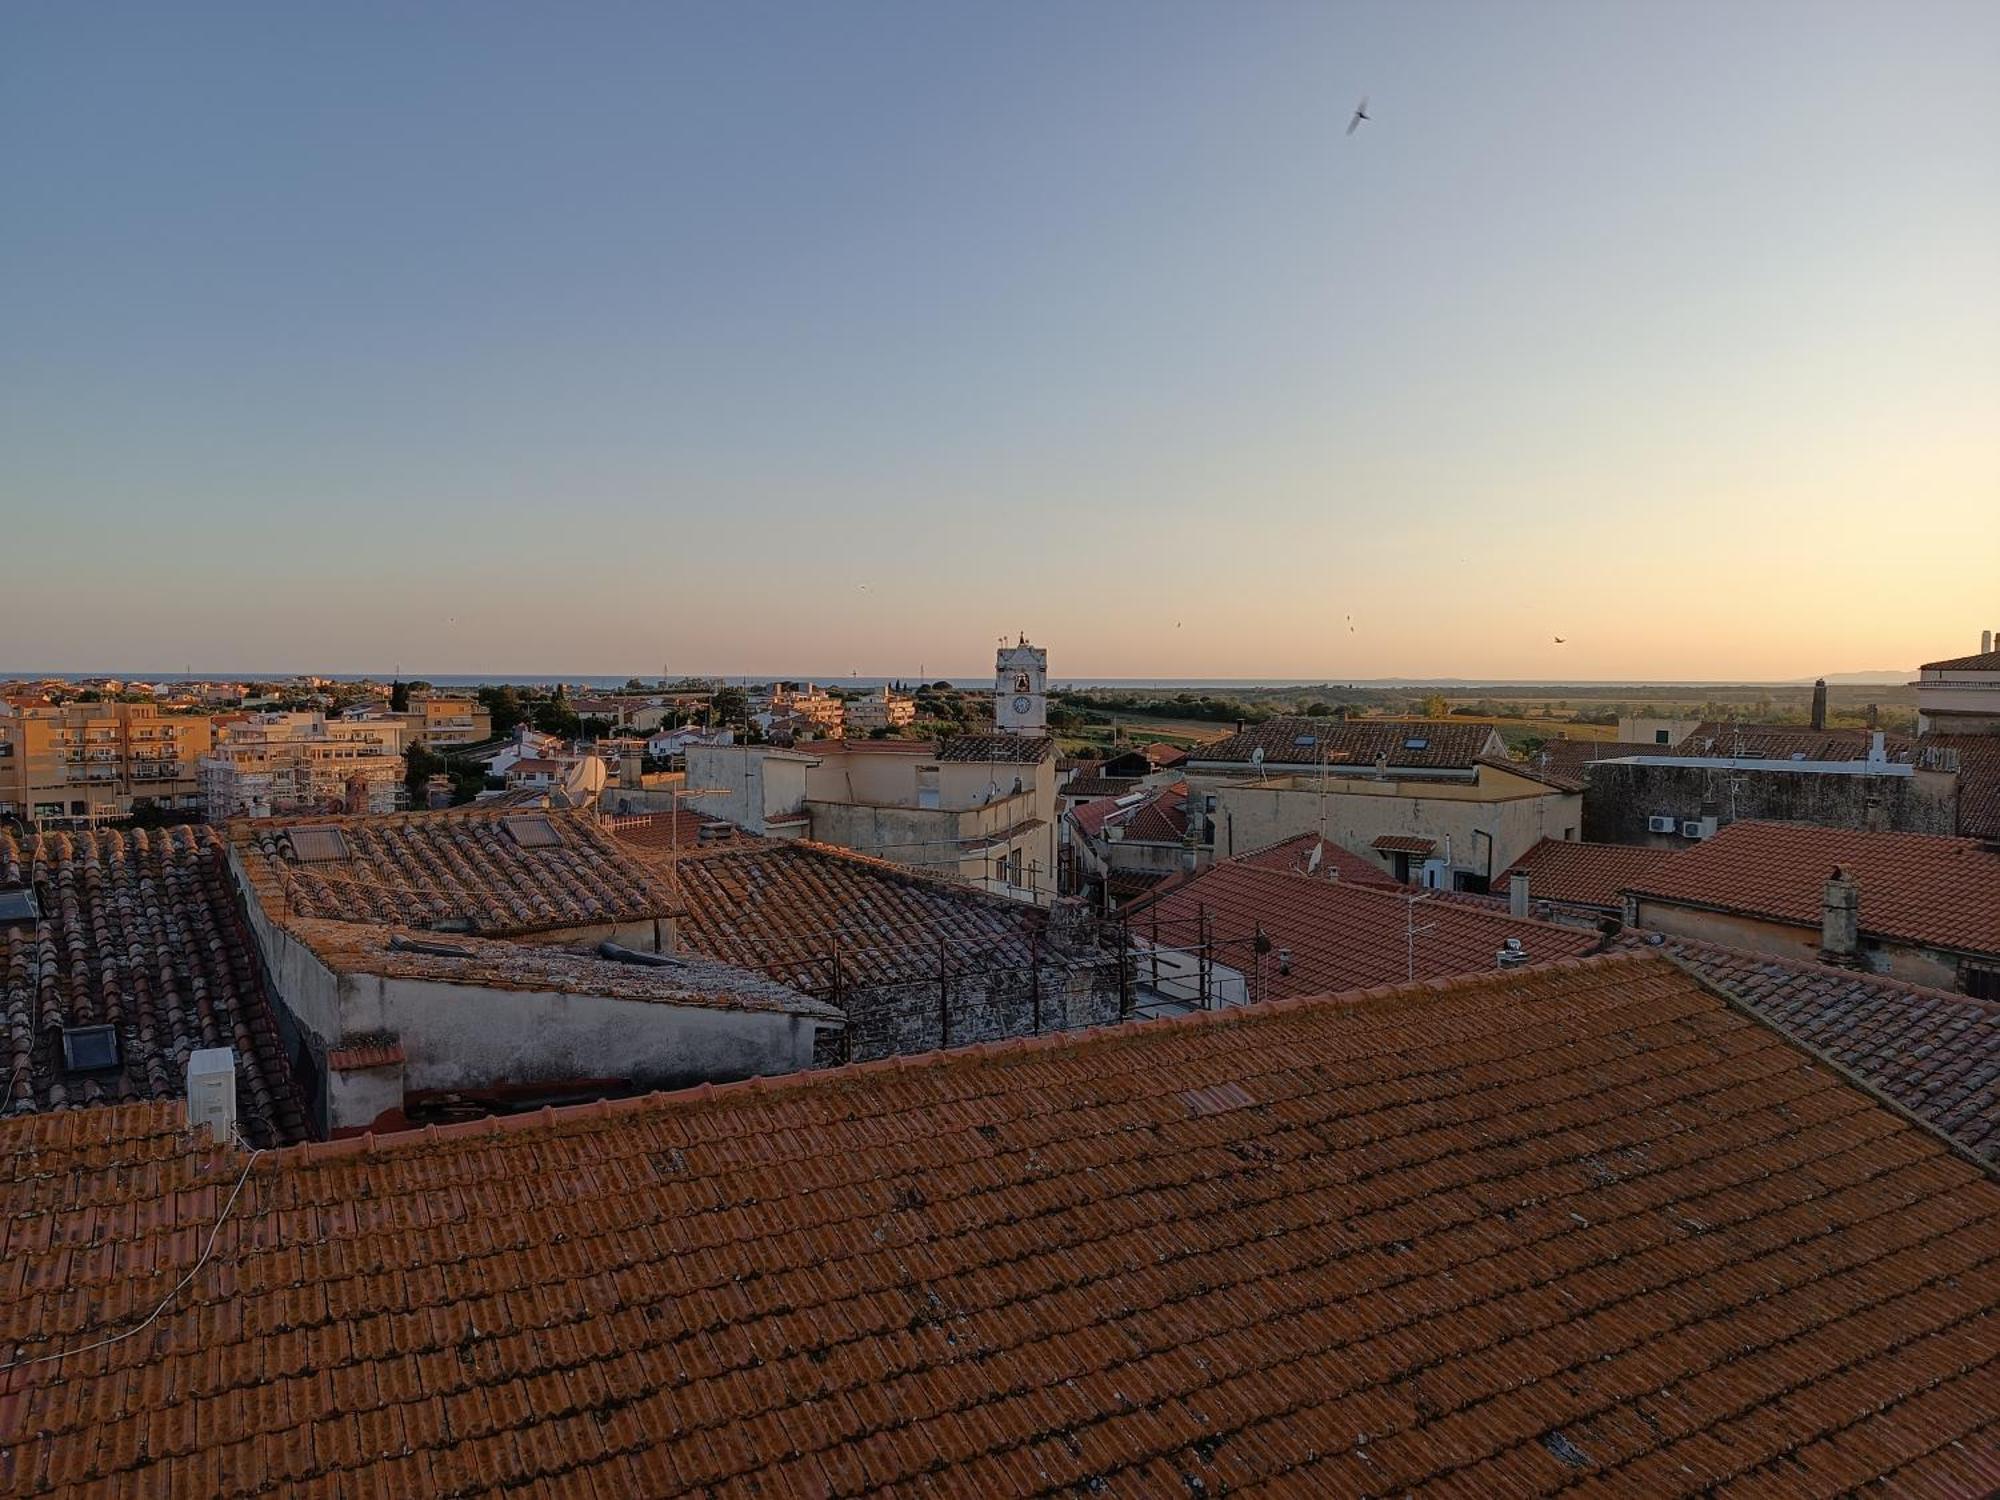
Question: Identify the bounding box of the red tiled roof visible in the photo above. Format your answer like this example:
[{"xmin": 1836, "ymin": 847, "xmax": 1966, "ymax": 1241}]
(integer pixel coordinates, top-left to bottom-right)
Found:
[
  {"xmin": 1060, "ymin": 774, "xmax": 1142, "ymax": 800},
  {"xmin": 665, "ymin": 839, "xmax": 1049, "ymax": 989},
  {"xmin": 1919, "ymin": 648, "xmax": 2000, "ymax": 672},
  {"xmin": 1190, "ymin": 718, "xmax": 1500, "ymax": 772},
  {"xmin": 1140, "ymin": 741, "xmax": 1189, "ymax": 768},
  {"xmin": 1516, "ymin": 739, "xmax": 1660, "ymax": 791},
  {"xmin": 1371, "ymin": 834, "xmax": 1437, "ymax": 855},
  {"xmin": 935, "ymin": 732, "xmax": 1056, "ymax": 764},
  {"xmin": 0, "ymin": 826, "xmax": 307, "ymax": 1146},
  {"xmin": 1674, "ymin": 723, "xmax": 1919, "ymax": 763},
  {"xmin": 1662, "ymin": 937, "xmax": 2000, "ymax": 1163},
  {"xmin": 1497, "ymin": 838, "xmax": 1682, "ymax": 910},
  {"xmin": 1126, "ymin": 861, "xmax": 1596, "ymax": 997},
  {"xmin": 1233, "ymin": 831, "xmax": 1400, "ymax": 886},
  {"xmin": 1070, "ymin": 783, "xmax": 1189, "ymax": 844},
  {"xmin": 1627, "ymin": 820, "xmax": 2000, "ymax": 956},
  {"xmin": 5, "ymin": 954, "xmax": 1997, "ymax": 1497}
]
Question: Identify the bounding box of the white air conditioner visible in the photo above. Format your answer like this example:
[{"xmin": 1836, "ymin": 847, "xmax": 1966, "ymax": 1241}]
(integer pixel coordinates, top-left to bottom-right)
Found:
[
  {"xmin": 1681, "ymin": 818, "xmax": 1716, "ymax": 840},
  {"xmin": 1647, "ymin": 815, "xmax": 1677, "ymax": 834}
]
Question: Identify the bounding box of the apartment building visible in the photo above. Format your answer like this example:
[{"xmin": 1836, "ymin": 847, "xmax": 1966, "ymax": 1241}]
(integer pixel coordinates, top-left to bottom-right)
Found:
[
  {"xmin": 844, "ymin": 685, "xmax": 916, "ymax": 733},
  {"xmin": 199, "ymin": 711, "xmax": 407, "ymax": 819},
  {"xmin": 0, "ymin": 700, "xmax": 211, "ymax": 826},
  {"xmin": 348, "ymin": 693, "xmax": 492, "ymax": 749}
]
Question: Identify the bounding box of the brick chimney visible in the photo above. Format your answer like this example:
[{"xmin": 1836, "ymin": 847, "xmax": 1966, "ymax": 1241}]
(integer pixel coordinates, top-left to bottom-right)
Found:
[
  {"xmin": 1809, "ymin": 678, "xmax": 1827, "ymax": 731},
  {"xmin": 1820, "ymin": 866, "xmax": 1861, "ymax": 966}
]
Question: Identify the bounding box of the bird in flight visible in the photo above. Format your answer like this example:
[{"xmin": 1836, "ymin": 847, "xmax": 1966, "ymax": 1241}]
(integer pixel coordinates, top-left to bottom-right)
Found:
[
  {"xmin": 1346, "ymin": 97, "xmax": 1370, "ymax": 136},
  {"xmin": 1553, "ymin": 636, "xmax": 1567, "ymax": 645}
]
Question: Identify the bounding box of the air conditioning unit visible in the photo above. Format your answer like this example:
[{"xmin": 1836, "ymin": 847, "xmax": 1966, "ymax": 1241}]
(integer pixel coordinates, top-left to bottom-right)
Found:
[
  {"xmin": 1681, "ymin": 818, "xmax": 1716, "ymax": 840},
  {"xmin": 1647, "ymin": 815, "xmax": 1677, "ymax": 834}
]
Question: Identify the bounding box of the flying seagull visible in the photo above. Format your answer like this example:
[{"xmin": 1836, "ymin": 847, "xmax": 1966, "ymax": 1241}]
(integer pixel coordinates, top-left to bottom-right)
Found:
[
  {"xmin": 1553, "ymin": 636, "xmax": 1567, "ymax": 645},
  {"xmin": 1346, "ymin": 97, "xmax": 1370, "ymax": 136}
]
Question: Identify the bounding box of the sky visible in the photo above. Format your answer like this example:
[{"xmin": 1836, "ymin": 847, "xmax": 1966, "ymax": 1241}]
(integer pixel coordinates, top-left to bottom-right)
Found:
[{"xmin": 3, "ymin": 1, "xmax": 1996, "ymax": 682}]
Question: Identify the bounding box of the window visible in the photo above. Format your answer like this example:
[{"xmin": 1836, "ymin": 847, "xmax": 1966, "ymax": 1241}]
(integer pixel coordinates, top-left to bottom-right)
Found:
[
  {"xmin": 1964, "ymin": 965, "xmax": 2000, "ymax": 1002},
  {"xmin": 1654, "ymin": 729, "xmax": 1670, "ymax": 744},
  {"xmin": 61, "ymin": 1025, "xmax": 121, "ymax": 1073}
]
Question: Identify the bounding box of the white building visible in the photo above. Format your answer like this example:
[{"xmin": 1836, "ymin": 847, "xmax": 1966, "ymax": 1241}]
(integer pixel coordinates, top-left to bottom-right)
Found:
[
  {"xmin": 995, "ymin": 637, "xmax": 1048, "ymax": 736},
  {"xmin": 1914, "ymin": 632, "xmax": 2000, "ymax": 735},
  {"xmin": 200, "ymin": 712, "xmax": 407, "ymax": 819}
]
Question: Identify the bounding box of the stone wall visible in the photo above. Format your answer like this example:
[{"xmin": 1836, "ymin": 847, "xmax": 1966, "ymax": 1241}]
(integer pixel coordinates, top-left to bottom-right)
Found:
[{"xmin": 1583, "ymin": 763, "xmax": 1957, "ymax": 845}]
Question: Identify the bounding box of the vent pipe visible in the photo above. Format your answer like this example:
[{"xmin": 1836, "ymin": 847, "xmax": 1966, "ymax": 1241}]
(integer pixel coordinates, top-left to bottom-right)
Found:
[
  {"xmin": 186, "ymin": 1048, "xmax": 237, "ymax": 1142},
  {"xmin": 1495, "ymin": 938, "xmax": 1530, "ymax": 970}
]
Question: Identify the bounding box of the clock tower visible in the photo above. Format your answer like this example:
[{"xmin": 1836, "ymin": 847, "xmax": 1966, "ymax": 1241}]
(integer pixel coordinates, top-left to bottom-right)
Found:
[{"xmin": 994, "ymin": 636, "xmax": 1047, "ymax": 736}]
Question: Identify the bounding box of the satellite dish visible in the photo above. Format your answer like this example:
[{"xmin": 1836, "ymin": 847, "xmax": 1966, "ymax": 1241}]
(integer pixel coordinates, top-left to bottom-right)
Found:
[
  {"xmin": 1251, "ymin": 747, "xmax": 1265, "ymax": 767},
  {"xmin": 1306, "ymin": 843, "xmax": 1323, "ymax": 874}
]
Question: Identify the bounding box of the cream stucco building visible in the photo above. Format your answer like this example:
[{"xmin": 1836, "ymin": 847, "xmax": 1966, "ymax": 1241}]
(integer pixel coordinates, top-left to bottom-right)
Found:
[{"xmin": 0, "ymin": 700, "xmax": 212, "ymax": 826}]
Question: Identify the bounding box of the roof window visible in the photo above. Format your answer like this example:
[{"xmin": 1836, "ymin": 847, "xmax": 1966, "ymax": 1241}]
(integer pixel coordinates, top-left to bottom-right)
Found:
[
  {"xmin": 504, "ymin": 815, "xmax": 562, "ymax": 848},
  {"xmin": 61, "ymin": 1024, "xmax": 121, "ymax": 1073},
  {"xmin": 1403, "ymin": 737, "xmax": 1429, "ymax": 750},
  {"xmin": 288, "ymin": 826, "xmax": 350, "ymax": 863}
]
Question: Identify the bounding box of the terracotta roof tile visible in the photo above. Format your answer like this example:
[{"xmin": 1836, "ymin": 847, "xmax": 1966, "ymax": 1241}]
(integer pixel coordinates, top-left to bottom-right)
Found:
[
  {"xmin": 0, "ymin": 826, "xmax": 308, "ymax": 1146},
  {"xmin": 1919, "ymin": 649, "xmax": 2000, "ymax": 672},
  {"xmin": 1190, "ymin": 718, "xmax": 1500, "ymax": 772},
  {"xmin": 935, "ymin": 734, "xmax": 1056, "ymax": 764},
  {"xmin": 1124, "ymin": 860, "xmax": 1596, "ymax": 996},
  {"xmin": 1673, "ymin": 723, "xmax": 1920, "ymax": 763},
  {"xmin": 1070, "ymin": 783, "xmax": 1190, "ymax": 844},
  {"xmin": 3, "ymin": 954, "xmax": 1995, "ymax": 1495},
  {"xmin": 1925, "ymin": 734, "xmax": 2000, "ymax": 838},
  {"xmin": 1496, "ymin": 838, "xmax": 1682, "ymax": 911},
  {"xmin": 1060, "ymin": 775, "xmax": 1142, "ymax": 800},
  {"xmin": 1371, "ymin": 834, "xmax": 1436, "ymax": 855},
  {"xmin": 1230, "ymin": 832, "xmax": 1401, "ymax": 886},
  {"xmin": 231, "ymin": 806, "xmax": 673, "ymax": 943},
  {"xmin": 1626, "ymin": 820, "xmax": 2000, "ymax": 957},
  {"xmin": 1660, "ymin": 937, "xmax": 2000, "ymax": 1164}
]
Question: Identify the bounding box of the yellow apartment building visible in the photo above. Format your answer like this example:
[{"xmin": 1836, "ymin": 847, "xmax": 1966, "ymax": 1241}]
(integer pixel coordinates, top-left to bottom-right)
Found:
[{"xmin": 0, "ymin": 700, "xmax": 213, "ymax": 826}]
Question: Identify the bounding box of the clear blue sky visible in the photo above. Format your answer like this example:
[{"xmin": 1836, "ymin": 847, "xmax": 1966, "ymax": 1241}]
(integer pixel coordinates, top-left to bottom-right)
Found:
[{"xmin": 4, "ymin": 1, "xmax": 1996, "ymax": 679}]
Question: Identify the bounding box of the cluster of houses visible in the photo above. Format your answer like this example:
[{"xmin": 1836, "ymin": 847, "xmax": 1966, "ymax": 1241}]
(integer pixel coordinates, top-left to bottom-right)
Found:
[{"xmin": 2, "ymin": 632, "xmax": 1996, "ymax": 1494}]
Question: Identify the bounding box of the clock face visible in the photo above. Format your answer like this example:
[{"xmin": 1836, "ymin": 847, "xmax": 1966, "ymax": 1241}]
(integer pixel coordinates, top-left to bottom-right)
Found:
[{"xmin": 1013, "ymin": 696, "xmax": 1032, "ymax": 715}]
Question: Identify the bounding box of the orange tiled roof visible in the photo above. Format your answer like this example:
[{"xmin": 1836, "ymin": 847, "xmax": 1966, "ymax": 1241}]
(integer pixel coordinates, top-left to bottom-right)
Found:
[
  {"xmin": 1231, "ymin": 831, "xmax": 1401, "ymax": 886},
  {"xmin": 3, "ymin": 954, "xmax": 1997, "ymax": 1496},
  {"xmin": 231, "ymin": 806, "xmax": 674, "ymax": 942},
  {"xmin": 1071, "ymin": 782, "xmax": 1190, "ymax": 843},
  {"xmin": 1125, "ymin": 861, "xmax": 1596, "ymax": 996},
  {"xmin": 1371, "ymin": 833, "xmax": 1436, "ymax": 855},
  {"xmin": 1190, "ymin": 718, "xmax": 1498, "ymax": 772},
  {"xmin": 1627, "ymin": 820, "xmax": 2000, "ymax": 956},
  {"xmin": 1496, "ymin": 838, "xmax": 1682, "ymax": 910},
  {"xmin": 0, "ymin": 826, "xmax": 307, "ymax": 1146}
]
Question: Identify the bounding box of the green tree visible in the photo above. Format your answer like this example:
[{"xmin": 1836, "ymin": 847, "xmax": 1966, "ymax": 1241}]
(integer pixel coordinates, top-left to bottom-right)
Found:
[
  {"xmin": 709, "ymin": 686, "xmax": 750, "ymax": 727},
  {"xmin": 477, "ymin": 685, "xmax": 527, "ymax": 736},
  {"xmin": 532, "ymin": 700, "xmax": 582, "ymax": 738},
  {"xmin": 390, "ymin": 679, "xmax": 410, "ymax": 712}
]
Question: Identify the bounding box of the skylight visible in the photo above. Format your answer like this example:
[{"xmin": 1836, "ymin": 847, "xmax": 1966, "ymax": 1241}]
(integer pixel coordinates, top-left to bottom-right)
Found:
[
  {"xmin": 1403, "ymin": 737, "xmax": 1429, "ymax": 750},
  {"xmin": 61, "ymin": 1024, "xmax": 121, "ymax": 1073},
  {"xmin": 288, "ymin": 826, "xmax": 350, "ymax": 864},
  {"xmin": 504, "ymin": 815, "xmax": 563, "ymax": 848}
]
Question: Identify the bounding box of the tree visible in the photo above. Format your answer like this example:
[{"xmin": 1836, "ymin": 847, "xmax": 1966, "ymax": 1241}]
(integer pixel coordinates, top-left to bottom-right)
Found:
[
  {"xmin": 532, "ymin": 700, "xmax": 581, "ymax": 739},
  {"xmin": 389, "ymin": 679, "xmax": 410, "ymax": 713},
  {"xmin": 477, "ymin": 685, "xmax": 527, "ymax": 736},
  {"xmin": 1421, "ymin": 693, "xmax": 1449, "ymax": 719},
  {"xmin": 709, "ymin": 686, "xmax": 750, "ymax": 727}
]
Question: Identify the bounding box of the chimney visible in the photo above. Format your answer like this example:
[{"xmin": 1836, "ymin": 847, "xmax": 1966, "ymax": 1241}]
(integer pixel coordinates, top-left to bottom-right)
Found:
[
  {"xmin": 1867, "ymin": 730, "xmax": 1886, "ymax": 765},
  {"xmin": 186, "ymin": 1048, "xmax": 237, "ymax": 1141},
  {"xmin": 1495, "ymin": 938, "xmax": 1529, "ymax": 970},
  {"xmin": 1985, "ymin": 629, "xmax": 1993, "ymax": 654},
  {"xmin": 1820, "ymin": 867, "xmax": 1860, "ymax": 964},
  {"xmin": 1809, "ymin": 678, "xmax": 1827, "ymax": 731},
  {"xmin": 1508, "ymin": 871, "xmax": 1531, "ymax": 919},
  {"xmin": 621, "ymin": 743, "xmax": 643, "ymax": 789},
  {"xmin": 1866, "ymin": 702, "xmax": 1878, "ymax": 730}
]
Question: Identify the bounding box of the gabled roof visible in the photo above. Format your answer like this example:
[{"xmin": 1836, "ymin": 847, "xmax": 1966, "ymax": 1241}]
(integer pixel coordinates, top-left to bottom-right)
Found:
[
  {"xmin": 0, "ymin": 826, "xmax": 307, "ymax": 1145},
  {"xmin": 1060, "ymin": 774, "xmax": 1141, "ymax": 799},
  {"xmin": 1125, "ymin": 860, "xmax": 1596, "ymax": 996},
  {"xmin": 231, "ymin": 806, "xmax": 674, "ymax": 943},
  {"xmin": 1919, "ymin": 648, "xmax": 2000, "ymax": 672},
  {"xmin": 1497, "ymin": 838, "xmax": 1682, "ymax": 911},
  {"xmin": 1626, "ymin": 820, "xmax": 2000, "ymax": 956},
  {"xmin": 5, "ymin": 954, "xmax": 1996, "ymax": 1497},
  {"xmin": 1371, "ymin": 833, "xmax": 1437, "ymax": 855},
  {"xmin": 1661, "ymin": 936, "xmax": 2000, "ymax": 1164},
  {"xmin": 1071, "ymin": 782, "xmax": 1191, "ymax": 844},
  {"xmin": 1188, "ymin": 717, "xmax": 1498, "ymax": 772},
  {"xmin": 935, "ymin": 732, "xmax": 1056, "ymax": 764},
  {"xmin": 1231, "ymin": 831, "xmax": 1402, "ymax": 886}
]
